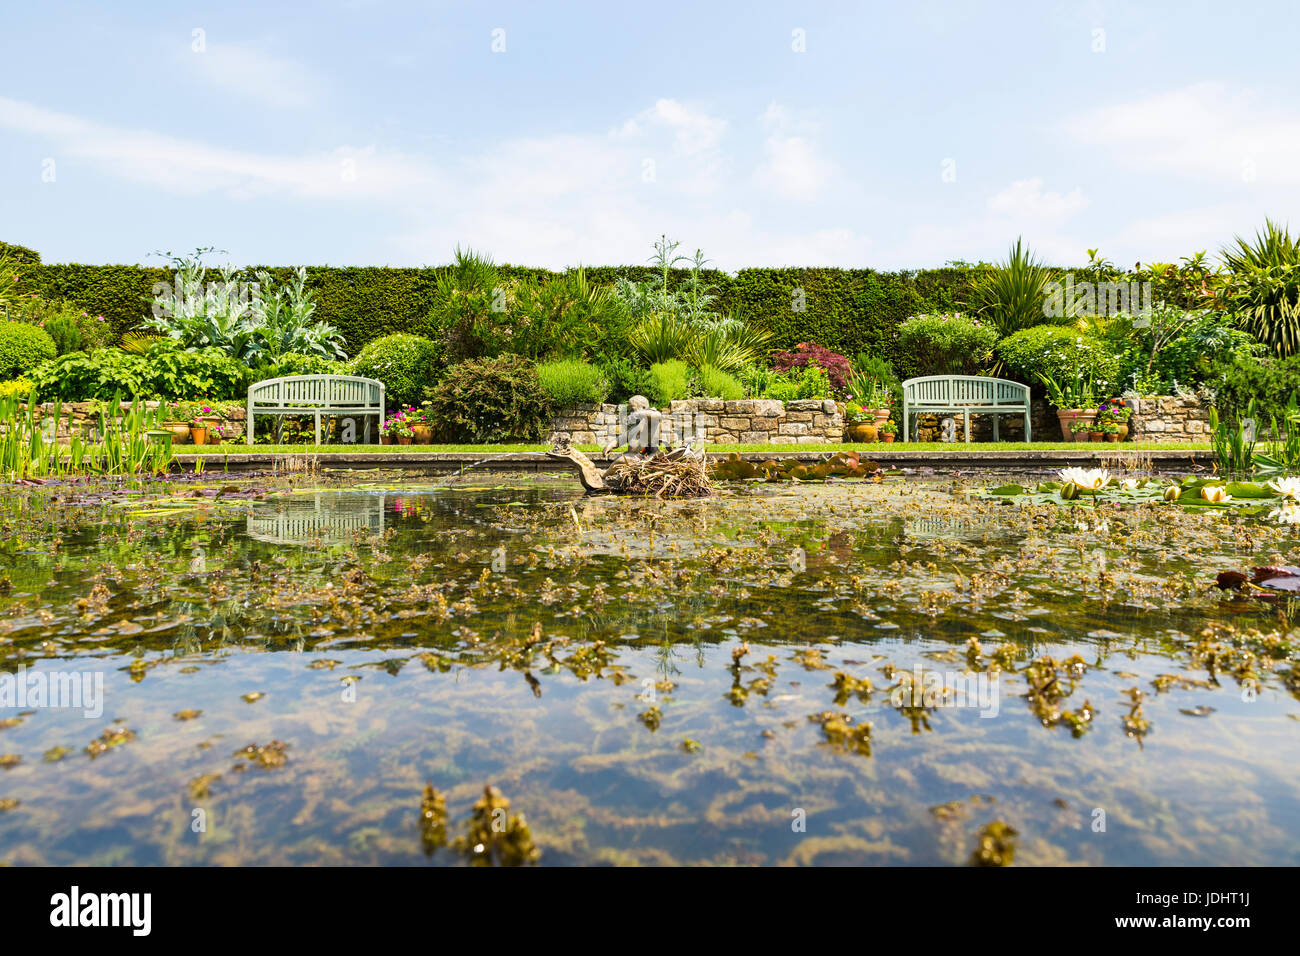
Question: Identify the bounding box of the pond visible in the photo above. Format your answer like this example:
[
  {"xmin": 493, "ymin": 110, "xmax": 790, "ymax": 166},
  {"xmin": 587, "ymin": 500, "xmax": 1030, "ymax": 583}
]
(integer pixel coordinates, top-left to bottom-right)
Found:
[{"xmin": 0, "ymin": 471, "xmax": 1297, "ymax": 865}]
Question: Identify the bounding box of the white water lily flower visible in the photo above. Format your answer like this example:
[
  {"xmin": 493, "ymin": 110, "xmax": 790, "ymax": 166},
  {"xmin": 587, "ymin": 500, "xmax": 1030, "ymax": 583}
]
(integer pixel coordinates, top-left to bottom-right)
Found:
[
  {"xmin": 1273, "ymin": 503, "xmax": 1300, "ymax": 525},
  {"xmin": 1201, "ymin": 485, "xmax": 1231, "ymax": 503},
  {"xmin": 1121, "ymin": 478, "xmax": 1140, "ymax": 490},
  {"xmin": 1267, "ymin": 476, "xmax": 1300, "ymax": 500},
  {"xmin": 1058, "ymin": 467, "xmax": 1110, "ymax": 490}
]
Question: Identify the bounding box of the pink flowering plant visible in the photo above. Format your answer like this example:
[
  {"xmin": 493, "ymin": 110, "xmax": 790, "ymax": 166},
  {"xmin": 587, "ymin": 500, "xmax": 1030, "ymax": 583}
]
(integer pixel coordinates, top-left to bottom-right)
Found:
[
  {"xmin": 1096, "ymin": 397, "xmax": 1132, "ymax": 425},
  {"xmin": 381, "ymin": 407, "xmax": 414, "ymax": 438}
]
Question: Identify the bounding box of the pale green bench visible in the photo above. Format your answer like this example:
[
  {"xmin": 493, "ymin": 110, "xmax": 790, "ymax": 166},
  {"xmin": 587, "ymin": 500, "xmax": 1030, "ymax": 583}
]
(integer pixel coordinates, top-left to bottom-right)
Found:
[
  {"xmin": 247, "ymin": 375, "xmax": 385, "ymax": 445},
  {"xmin": 901, "ymin": 376, "xmax": 1031, "ymax": 443}
]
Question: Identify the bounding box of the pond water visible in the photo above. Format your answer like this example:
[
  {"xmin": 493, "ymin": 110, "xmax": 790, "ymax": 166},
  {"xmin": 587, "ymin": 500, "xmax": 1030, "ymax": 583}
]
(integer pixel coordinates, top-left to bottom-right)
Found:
[{"xmin": 0, "ymin": 471, "xmax": 1297, "ymax": 865}]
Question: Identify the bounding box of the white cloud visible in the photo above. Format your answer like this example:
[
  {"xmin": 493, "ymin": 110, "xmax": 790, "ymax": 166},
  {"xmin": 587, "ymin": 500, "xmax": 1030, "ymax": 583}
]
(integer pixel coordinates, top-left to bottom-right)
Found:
[
  {"xmin": 752, "ymin": 101, "xmax": 833, "ymax": 201},
  {"xmin": 1066, "ymin": 82, "xmax": 1300, "ymax": 186},
  {"xmin": 0, "ymin": 93, "xmax": 871, "ymax": 267},
  {"xmin": 0, "ymin": 96, "xmax": 434, "ymax": 199},
  {"xmin": 183, "ymin": 41, "xmax": 323, "ymax": 110},
  {"xmin": 987, "ymin": 178, "xmax": 1088, "ymax": 221}
]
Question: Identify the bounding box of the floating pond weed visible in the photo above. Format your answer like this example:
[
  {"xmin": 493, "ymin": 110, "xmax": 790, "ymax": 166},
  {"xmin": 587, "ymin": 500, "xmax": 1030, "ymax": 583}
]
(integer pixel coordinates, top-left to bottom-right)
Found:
[{"xmin": 0, "ymin": 472, "xmax": 1296, "ymax": 864}]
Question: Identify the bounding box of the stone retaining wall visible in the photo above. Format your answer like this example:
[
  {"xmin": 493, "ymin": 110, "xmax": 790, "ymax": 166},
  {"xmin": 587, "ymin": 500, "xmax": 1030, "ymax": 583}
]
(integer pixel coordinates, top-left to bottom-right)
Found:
[
  {"xmin": 1127, "ymin": 395, "xmax": 1213, "ymax": 442},
  {"xmin": 550, "ymin": 394, "xmax": 1213, "ymax": 446},
  {"xmin": 548, "ymin": 399, "xmax": 844, "ymax": 446}
]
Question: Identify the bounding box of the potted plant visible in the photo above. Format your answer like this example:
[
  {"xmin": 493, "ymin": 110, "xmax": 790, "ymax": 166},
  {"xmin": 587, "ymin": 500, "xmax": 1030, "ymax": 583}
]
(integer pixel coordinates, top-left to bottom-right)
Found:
[
  {"xmin": 843, "ymin": 403, "xmax": 877, "ymax": 442},
  {"xmin": 1069, "ymin": 420, "xmax": 1091, "ymax": 441},
  {"xmin": 1089, "ymin": 423, "xmax": 1104, "ymax": 442},
  {"xmin": 1097, "ymin": 398, "xmax": 1133, "ymax": 440},
  {"xmin": 843, "ymin": 403, "xmax": 875, "ymax": 442},
  {"xmin": 382, "ymin": 411, "xmax": 413, "ymax": 445},
  {"xmin": 163, "ymin": 401, "xmax": 195, "ymax": 443},
  {"xmin": 880, "ymin": 420, "xmax": 897, "ymax": 443},
  {"xmin": 193, "ymin": 403, "xmax": 222, "ymax": 429},
  {"xmin": 1039, "ymin": 371, "xmax": 1097, "ymax": 442},
  {"xmin": 1101, "ymin": 422, "xmax": 1122, "ymax": 442},
  {"xmin": 408, "ymin": 405, "xmax": 433, "ymax": 444}
]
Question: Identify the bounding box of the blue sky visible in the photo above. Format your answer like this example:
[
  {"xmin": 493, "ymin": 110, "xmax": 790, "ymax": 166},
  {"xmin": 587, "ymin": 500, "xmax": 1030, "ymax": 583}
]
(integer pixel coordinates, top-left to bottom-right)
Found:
[{"xmin": 2, "ymin": 0, "xmax": 1297, "ymax": 270}]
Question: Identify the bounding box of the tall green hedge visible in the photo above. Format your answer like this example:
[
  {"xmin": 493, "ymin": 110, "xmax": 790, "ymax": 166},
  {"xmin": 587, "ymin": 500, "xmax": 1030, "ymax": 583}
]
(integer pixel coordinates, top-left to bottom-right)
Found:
[{"xmin": 9, "ymin": 247, "xmax": 985, "ymax": 371}]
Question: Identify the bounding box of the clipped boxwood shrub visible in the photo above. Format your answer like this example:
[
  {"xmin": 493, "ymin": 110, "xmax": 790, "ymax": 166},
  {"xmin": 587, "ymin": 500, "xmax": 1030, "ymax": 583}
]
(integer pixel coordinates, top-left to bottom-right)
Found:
[
  {"xmin": 896, "ymin": 312, "xmax": 997, "ymax": 376},
  {"xmin": 347, "ymin": 333, "xmax": 441, "ymax": 408},
  {"xmin": 537, "ymin": 358, "xmax": 610, "ymax": 407},
  {"xmin": 996, "ymin": 325, "xmax": 1122, "ymax": 393},
  {"xmin": 423, "ymin": 355, "xmax": 551, "ymax": 442},
  {"xmin": 0, "ymin": 321, "xmax": 57, "ymax": 378}
]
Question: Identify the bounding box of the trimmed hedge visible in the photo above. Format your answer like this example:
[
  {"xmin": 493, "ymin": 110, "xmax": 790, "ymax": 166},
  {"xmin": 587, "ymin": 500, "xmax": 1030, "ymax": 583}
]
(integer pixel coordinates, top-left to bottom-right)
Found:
[{"xmin": 12, "ymin": 257, "xmax": 988, "ymax": 371}]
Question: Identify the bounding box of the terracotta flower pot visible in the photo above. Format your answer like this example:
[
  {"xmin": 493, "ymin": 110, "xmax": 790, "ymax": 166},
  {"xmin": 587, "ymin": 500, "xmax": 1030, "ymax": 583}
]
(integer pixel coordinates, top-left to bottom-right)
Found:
[
  {"xmin": 380, "ymin": 435, "xmax": 392, "ymax": 445},
  {"xmin": 1089, "ymin": 431, "xmax": 1103, "ymax": 442},
  {"xmin": 163, "ymin": 421, "xmax": 192, "ymax": 443},
  {"xmin": 397, "ymin": 436, "xmax": 413, "ymax": 445},
  {"xmin": 1118, "ymin": 424, "xmax": 1129, "ymax": 441},
  {"xmin": 1105, "ymin": 433, "xmax": 1120, "ymax": 442},
  {"xmin": 881, "ymin": 433, "xmax": 896, "ymax": 443},
  {"xmin": 846, "ymin": 422, "xmax": 877, "ymax": 443},
  {"xmin": 871, "ymin": 408, "xmax": 891, "ymax": 427},
  {"xmin": 1056, "ymin": 409, "xmax": 1094, "ymax": 442},
  {"xmin": 189, "ymin": 425, "xmax": 209, "ymax": 446}
]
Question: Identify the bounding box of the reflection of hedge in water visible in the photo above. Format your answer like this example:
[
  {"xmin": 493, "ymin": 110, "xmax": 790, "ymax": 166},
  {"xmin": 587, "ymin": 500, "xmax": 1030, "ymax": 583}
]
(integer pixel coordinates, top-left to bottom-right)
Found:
[{"xmin": 710, "ymin": 451, "xmax": 880, "ymax": 481}]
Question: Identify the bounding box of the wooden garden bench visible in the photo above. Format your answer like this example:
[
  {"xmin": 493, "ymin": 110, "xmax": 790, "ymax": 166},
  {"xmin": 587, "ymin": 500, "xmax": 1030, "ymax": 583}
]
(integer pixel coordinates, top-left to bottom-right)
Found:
[
  {"xmin": 247, "ymin": 375, "xmax": 385, "ymax": 445},
  {"xmin": 900, "ymin": 376, "xmax": 1031, "ymax": 443}
]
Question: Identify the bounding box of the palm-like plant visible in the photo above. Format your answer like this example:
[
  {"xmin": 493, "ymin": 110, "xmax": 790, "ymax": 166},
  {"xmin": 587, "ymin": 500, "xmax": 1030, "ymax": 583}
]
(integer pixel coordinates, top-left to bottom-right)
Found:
[
  {"xmin": 629, "ymin": 311, "xmax": 693, "ymax": 365},
  {"xmin": 1221, "ymin": 219, "xmax": 1300, "ymax": 357},
  {"xmin": 967, "ymin": 238, "xmax": 1059, "ymax": 337}
]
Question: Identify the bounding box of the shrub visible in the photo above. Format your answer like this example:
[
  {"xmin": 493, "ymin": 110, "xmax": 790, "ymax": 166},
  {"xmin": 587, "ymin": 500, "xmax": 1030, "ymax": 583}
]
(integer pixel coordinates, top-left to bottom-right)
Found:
[
  {"xmin": 765, "ymin": 364, "xmax": 832, "ymax": 400},
  {"xmin": 646, "ymin": 360, "xmax": 692, "ymax": 406},
  {"xmin": 896, "ymin": 312, "xmax": 997, "ymax": 376},
  {"xmin": 771, "ymin": 342, "xmax": 852, "ymax": 390},
  {"xmin": 537, "ymin": 358, "xmax": 610, "ymax": 407},
  {"xmin": 0, "ymin": 378, "xmax": 34, "ymax": 402},
  {"xmin": 253, "ymin": 352, "xmax": 341, "ymax": 382},
  {"xmin": 28, "ymin": 345, "xmax": 248, "ymax": 402},
  {"xmin": 3, "ymin": 294, "xmax": 116, "ymax": 355},
  {"xmin": 696, "ymin": 364, "xmax": 744, "ymax": 400},
  {"xmin": 1211, "ymin": 351, "xmax": 1300, "ymax": 427},
  {"xmin": 0, "ymin": 321, "xmax": 57, "ymax": 378},
  {"xmin": 422, "ymin": 355, "xmax": 551, "ymax": 442},
  {"xmin": 347, "ymin": 333, "xmax": 441, "ymax": 408},
  {"xmin": 996, "ymin": 325, "xmax": 1121, "ymax": 395},
  {"xmin": 598, "ymin": 355, "xmax": 651, "ymax": 403}
]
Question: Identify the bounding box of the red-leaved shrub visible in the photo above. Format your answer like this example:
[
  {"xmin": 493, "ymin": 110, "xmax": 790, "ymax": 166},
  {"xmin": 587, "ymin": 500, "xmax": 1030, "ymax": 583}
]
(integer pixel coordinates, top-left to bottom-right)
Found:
[{"xmin": 771, "ymin": 342, "xmax": 852, "ymax": 391}]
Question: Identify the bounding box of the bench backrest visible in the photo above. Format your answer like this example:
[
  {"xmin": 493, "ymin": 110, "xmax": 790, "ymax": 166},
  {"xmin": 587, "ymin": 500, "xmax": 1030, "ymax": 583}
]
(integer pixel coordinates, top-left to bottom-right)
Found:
[
  {"xmin": 248, "ymin": 375, "xmax": 384, "ymax": 409},
  {"xmin": 902, "ymin": 376, "xmax": 1028, "ymax": 406}
]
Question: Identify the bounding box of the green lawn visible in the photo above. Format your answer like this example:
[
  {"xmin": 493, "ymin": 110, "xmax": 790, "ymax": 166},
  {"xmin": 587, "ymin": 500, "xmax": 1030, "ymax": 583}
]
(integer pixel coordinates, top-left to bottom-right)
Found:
[{"xmin": 179, "ymin": 440, "xmax": 1214, "ymax": 455}]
